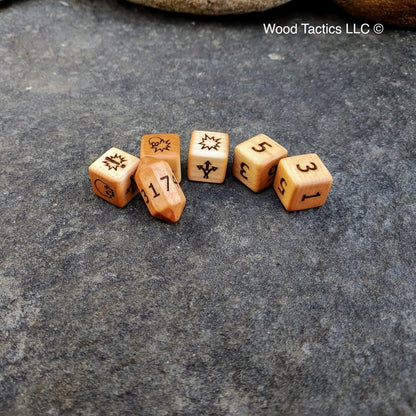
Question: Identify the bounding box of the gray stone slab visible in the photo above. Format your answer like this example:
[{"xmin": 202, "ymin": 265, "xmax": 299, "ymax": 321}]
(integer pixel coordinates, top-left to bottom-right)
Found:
[{"xmin": 0, "ymin": 0, "xmax": 415, "ymax": 415}]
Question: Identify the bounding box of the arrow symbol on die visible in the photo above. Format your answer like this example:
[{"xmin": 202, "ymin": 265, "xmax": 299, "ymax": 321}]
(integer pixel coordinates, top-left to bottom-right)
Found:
[{"xmin": 197, "ymin": 160, "xmax": 218, "ymax": 179}]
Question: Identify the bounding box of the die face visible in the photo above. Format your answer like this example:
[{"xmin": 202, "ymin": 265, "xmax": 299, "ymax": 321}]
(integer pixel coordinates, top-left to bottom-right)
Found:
[
  {"xmin": 274, "ymin": 153, "xmax": 333, "ymax": 211},
  {"xmin": 140, "ymin": 134, "xmax": 182, "ymax": 182},
  {"xmin": 232, "ymin": 134, "xmax": 288, "ymax": 192},
  {"xmin": 89, "ymin": 147, "xmax": 140, "ymax": 207},
  {"xmin": 187, "ymin": 130, "xmax": 229, "ymax": 183},
  {"xmin": 134, "ymin": 159, "xmax": 186, "ymax": 223}
]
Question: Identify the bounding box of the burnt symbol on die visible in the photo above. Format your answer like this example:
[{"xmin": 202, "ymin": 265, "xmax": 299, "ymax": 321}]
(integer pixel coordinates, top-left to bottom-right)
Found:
[
  {"xmin": 296, "ymin": 162, "xmax": 317, "ymax": 173},
  {"xmin": 94, "ymin": 179, "xmax": 115, "ymax": 199},
  {"xmin": 102, "ymin": 153, "xmax": 127, "ymax": 171},
  {"xmin": 199, "ymin": 134, "xmax": 221, "ymax": 151},
  {"xmin": 126, "ymin": 175, "xmax": 138, "ymax": 194},
  {"xmin": 197, "ymin": 160, "xmax": 218, "ymax": 179},
  {"xmin": 148, "ymin": 136, "xmax": 171, "ymax": 153}
]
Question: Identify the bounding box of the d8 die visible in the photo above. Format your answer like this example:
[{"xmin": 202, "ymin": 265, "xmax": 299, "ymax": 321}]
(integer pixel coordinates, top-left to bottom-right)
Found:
[
  {"xmin": 135, "ymin": 158, "xmax": 186, "ymax": 223},
  {"xmin": 89, "ymin": 147, "xmax": 140, "ymax": 207},
  {"xmin": 140, "ymin": 133, "xmax": 182, "ymax": 182},
  {"xmin": 273, "ymin": 153, "xmax": 333, "ymax": 211},
  {"xmin": 187, "ymin": 130, "xmax": 229, "ymax": 183},
  {"xmin": 232, "ymin": 134, "xmax": 288, "ymax": 192}
]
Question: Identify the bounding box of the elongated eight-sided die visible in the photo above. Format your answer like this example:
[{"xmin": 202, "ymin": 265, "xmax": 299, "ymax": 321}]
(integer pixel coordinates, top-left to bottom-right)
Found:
[{"xmin": 134, "ymin": 157, "xmax": 186, "ymax": 223}]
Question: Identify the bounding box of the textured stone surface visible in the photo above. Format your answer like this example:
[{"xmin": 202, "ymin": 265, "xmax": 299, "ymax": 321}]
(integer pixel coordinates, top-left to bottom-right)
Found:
[
  {"xmin": 1, "ymin": 0, "xmax": 415, "ymax": 415},
  {"xmin": 126, "ymin": 0, "xmax": 292, "ymax": 15}
]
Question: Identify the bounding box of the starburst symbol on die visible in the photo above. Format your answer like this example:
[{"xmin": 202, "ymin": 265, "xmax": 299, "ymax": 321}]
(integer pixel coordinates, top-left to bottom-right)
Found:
[
  {"xmin": 149, "ymin": 136, "xmax": 171, "ymax": 153},
  {"xmin": 198, "ymin": 134, "xmax": 221, "ymax": 151},
  {"xmin": 102, "ymin": 153, "xmax": 127, "ymax": 171}
]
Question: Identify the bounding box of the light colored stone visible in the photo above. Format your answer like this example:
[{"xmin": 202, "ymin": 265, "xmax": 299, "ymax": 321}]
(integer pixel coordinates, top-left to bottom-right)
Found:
[{"xmin": 127, "ymin": 0, "xmax": 292, "ymax": 15}]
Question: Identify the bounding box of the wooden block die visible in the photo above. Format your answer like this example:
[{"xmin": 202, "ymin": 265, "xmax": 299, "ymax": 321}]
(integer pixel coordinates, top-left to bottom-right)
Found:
[
  {"xmin": 273, "ymin": 153, "xmax": 333, "ymax": 211},
  {"xmin": 232, "ymin": 134, "xmax": 288, "ymax": 192},
  {"xmin": 140, "ymin": 133, "xmax": 182, "ymax": 182},
  {"xmin": 187, "ymin": 130, "xmax": 229, "ymax": 183},
  {"xmin": 135, "ymin": 158, "xmax": 186, "ymax": 223},
  {"xmin": 89, "ymin": 147, "xmax": 140, "ymax": 207}
]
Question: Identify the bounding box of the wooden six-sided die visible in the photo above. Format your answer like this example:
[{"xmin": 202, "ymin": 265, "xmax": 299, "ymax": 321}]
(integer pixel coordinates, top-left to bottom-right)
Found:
[
  {"xmin": 187, "ymin": 130, "xmax": 229, "ymax": 183},
  {"xmin": 134, "ymin": 157, "xmax": 186, "ymax": 223},
  {"xmin": 89, "ymin": 147, "xmax": 140, "ymax": 207},
  {"xmin": 140, "ymin": 133, "xmax": 182, "ymax": 182},
  {"xmin": 273, "ymin": 153, "xmax": 333, "ymax": 211},
  {"xmin": 232, "ymin": 134, "xmax": 288, "ymax": 192}
]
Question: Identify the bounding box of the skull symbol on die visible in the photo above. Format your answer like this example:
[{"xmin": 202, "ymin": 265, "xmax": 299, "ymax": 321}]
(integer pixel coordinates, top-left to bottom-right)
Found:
[{"xmin": 148, "ymin": 136, "xmax": 171, "ymax": 153}]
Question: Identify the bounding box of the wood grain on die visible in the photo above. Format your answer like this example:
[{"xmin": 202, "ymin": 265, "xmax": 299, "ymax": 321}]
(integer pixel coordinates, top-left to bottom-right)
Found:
[
  {"xmin": 232, "ymin": 134, "xmax": 287, "ymax": 192},
  {"xmin": 140, "ymin": 133, "xmax": 182, "ymax": 182},
  {"xmin": 134, "ymin": 158, "xmax": 186, "ymax": 223},
  {"xmin": 187, "ymin": 130, "xmax": 229, "ymax": 183},
  {"xmin": 89, "ymin": 147, "xmax": 140, "ymax": 208},
  {"xmin": 274, "ymin": 153, "xmax": 333, "ymax": 211}
]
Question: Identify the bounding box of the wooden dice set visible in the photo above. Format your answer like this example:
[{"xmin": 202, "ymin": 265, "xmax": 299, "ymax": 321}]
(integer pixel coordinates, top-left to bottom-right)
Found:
[
  {"xmin": 89, "ymin": 131, "xmax": 333, "ymax": 222},
  {"xmin": 232, "ymin": 134, "xmax": 333, "ymax": 211}
]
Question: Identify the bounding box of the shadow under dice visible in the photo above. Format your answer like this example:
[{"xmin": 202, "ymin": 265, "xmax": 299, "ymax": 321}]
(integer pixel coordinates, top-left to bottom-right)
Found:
[
  {"xmin": 187, "ymin": 130, "xmax": 229, "ymax": 183},
  {"xmin": 89, "ymin": 147, "xmax": 140, "ymax": 207},
  {"xmin": 273, "ymin": 153, "xmax": 333, "ymax": 211},
  {"xmin": 135, "ymin": 158, "xmax": 186, "ymax": 223}
]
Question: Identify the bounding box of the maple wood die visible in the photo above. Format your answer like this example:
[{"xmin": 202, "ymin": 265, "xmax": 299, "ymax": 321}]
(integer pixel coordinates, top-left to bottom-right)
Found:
[
  {"xmin": 232, "ymin": 134, "xmax": 288, "ymax": 192},
  {"xmin": 140, "ymin": 133, "xmax": 182, "ymax": 182},
  {"xmin": 89, "ymin": 147, "xmax": 140, "ymax": 208},
  {"xmin": 187, "ymin": 130, "xmax": 229, "ymax": 183},
  {"xmin": 134, "ymin": 158, "xmax": 186, "ymax": 223},
  {"xmin": 273, "ymin": 153, "xmax": 333, "ymax": 211}
]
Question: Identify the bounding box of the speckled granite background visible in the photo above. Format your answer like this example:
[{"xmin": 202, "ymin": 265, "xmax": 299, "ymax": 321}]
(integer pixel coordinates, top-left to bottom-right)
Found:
[{"xmin": 1, "ymin": 0, "xmax": 415, "ymax": 415}]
